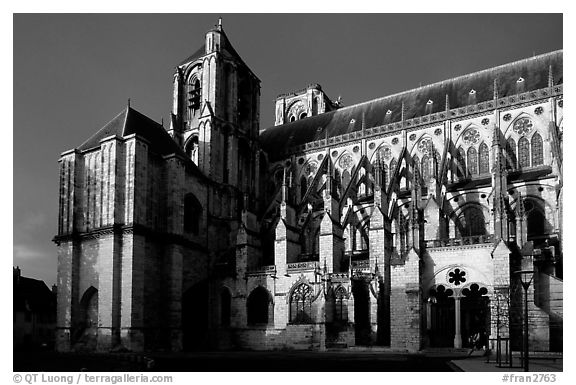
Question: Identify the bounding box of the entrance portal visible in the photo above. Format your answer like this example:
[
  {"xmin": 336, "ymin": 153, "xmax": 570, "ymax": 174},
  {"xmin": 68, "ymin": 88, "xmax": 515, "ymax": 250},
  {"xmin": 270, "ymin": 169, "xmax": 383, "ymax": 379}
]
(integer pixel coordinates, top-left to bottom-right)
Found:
[
  {"xmin": 182, "ymin": 281, "xmax": 209, "ymax": 351},
  {"xmin": 429, "ymin": 285, "xmax": 455, "ymax": 348},
  {"xmin": 428, "ymin": 283, "xmax": 490, "ymax": 349},
  {"xmin": 352, "ymin": 279, "xmax": 370, "ymax": 345},
  {"xmin": 461, "ymin": 284, "xmax": 490, "ymax": 349}
]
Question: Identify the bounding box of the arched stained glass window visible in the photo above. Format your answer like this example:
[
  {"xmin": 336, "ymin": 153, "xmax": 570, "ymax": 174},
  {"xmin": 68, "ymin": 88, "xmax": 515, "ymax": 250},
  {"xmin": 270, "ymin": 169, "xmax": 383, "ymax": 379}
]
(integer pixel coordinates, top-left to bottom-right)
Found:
[
  {"xmin": 531, "ymin": 133, "xmax": 544, "ymax": 166},
  {"xmin": 506, "ymin": 138, "xmax": 517, "ymax": 171},
  {"xmin": 458, "ymin": 206, "xmax": 486, "ymax": 237},
  {"xmin": 383, "ymin": 163, "xmax": 389, "ymax": 190},
  {"xmin": 389, "ymin": 159, "xmax": 398, "ymax": 185},
  {"xmin": 456, "ymin": 147, "xmax": 466, "ymax": 179},
  {"xmin": 434, "ymin": 150, "xmax": 442, "ymax": 178},
  {"xmin": 412, "ymin": 155, "xmax": 420, "ymax": 183},
  {"xmin": 478, "ymin": 143, "xmax": 490, "ymax": 174},
  {"xmin": 421, "ymin": 155, "xmax": 432, "ymax": 182},
  {"xmin": 518, "ymin": 136, "xmax": 530, "ymax": 168},
  {"xmin": 334, "ymin": 286, "xmax": 348, "ymax": 322},
  {"xmin": 467, "ymin": 147, "xmax": 478, "ymax": 175},
  {"xmin": 290, "ymin": 284, "xmax": 313, "ymax": 324}
]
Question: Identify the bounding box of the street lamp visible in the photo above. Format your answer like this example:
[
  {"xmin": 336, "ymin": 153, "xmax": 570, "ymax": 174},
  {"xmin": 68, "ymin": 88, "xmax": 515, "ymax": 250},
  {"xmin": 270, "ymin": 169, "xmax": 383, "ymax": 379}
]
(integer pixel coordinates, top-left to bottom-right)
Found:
[{"xmin": 515, "ymin": 270, "xmax": 534, "ymax": 372}]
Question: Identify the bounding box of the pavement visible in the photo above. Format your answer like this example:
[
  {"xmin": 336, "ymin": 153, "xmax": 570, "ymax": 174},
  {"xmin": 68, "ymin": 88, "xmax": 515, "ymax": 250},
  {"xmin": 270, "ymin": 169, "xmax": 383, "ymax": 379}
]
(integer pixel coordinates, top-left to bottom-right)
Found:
[
  {"xmin": 449, "ymin": 351, "xmax": 563, "ymax": 372},
  {"xmin": 14, "ymin": 349, "xmax": 563, "ymax": 372}
]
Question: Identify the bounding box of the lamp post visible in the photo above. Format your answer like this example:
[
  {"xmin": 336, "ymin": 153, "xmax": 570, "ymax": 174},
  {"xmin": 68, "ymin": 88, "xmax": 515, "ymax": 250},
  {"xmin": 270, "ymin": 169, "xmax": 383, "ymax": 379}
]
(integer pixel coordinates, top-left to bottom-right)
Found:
[{"xmin": 515, "ymin": 270, "xmax": 534, "ymax": 372}]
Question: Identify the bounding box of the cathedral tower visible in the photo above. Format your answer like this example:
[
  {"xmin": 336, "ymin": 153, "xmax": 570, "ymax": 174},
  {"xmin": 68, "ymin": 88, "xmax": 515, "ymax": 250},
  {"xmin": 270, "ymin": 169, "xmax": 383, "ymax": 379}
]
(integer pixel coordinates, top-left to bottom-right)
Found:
[{"xmin": 168, "ymin": 18, "xmax": 261, "ymax": 195}]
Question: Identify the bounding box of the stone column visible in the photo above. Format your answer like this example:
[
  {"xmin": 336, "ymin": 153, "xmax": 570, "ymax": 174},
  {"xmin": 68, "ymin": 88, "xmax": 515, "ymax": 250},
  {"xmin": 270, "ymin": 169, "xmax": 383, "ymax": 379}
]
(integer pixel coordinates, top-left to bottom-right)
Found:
[{"xmin": 454, "ymin": 295, "xmax": 462, "ymax": 348}]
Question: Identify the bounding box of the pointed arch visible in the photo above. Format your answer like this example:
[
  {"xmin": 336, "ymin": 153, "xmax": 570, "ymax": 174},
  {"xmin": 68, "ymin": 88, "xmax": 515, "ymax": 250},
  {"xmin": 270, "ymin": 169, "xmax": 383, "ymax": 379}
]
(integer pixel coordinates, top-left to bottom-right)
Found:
[
  {"xmin": 389, "ymin": 158, "xmax": 398, "ymax": 188},
  {"xmin": 518, "ymin": 136, "xmax": 530, "ymax": 168},
  {"xmin": 467, "ymin": 147, "xmax": 478, "ymax": 176},
  {"xmin": 187, "ymin": 76, "xmax": 201, "ymax": 119},
  {"xmin": 247, "ymin": 286, "xmax": 272, "ymax": 325},
  {"xmin": 289, "ymin": 283, "xmax": 314, "ymax": 324},
  {"xmin": 333, "ymin": 286, "xmax": 348, "ymax": 322},
  {"xmin": 412, "ymin": 155, "xmax": 421, "ymax": 190},
  {"xmin": 456, "ymin": 204, "xmax": 487, "ymax": 237},
  {"xmin": 383, "ymin": 163, "xmax": 389, "ymax": 190},
  {"xmin": 184, "ymin": 193, "xmax": 202, "ymax": 234},
  {"xmin": 434, "ymin": 150, "xmax": 442, "ymax": 179},
  {"xmin": 456, "ymin": 146, "xmax": 466, "ymax": 179},
  {"xmin": 506, "ymin": 137, "xmax": 517, "ymax": 171},
  {"xmin": 184, "ymin": 135, "xmax": 199, "ymax": 164},
  {"xmin": 531, "ymin": 132, "xmax": 544, "ymax": 166},
  {"xmin": 421, "ymin": 154, "xmax": 432, "ymax": 183},
  {"xmin": 478, "ymin": 142, "xmax": 489, "ymax": 174}
]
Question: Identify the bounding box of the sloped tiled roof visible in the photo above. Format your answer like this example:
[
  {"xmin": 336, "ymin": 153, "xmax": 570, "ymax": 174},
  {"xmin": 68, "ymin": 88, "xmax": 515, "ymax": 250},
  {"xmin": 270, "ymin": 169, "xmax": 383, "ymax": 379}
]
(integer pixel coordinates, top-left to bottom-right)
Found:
[
  {"xmin": 13, "ymin": 275, "xmax": 55, "ymax": 314},
  {"xmin": 177, "ymin": 28, "xmax": 259, "ymax": 81},
  {"xmin": 77, "ymin": 106, "xmax": 185, "ymax": 156},
  {"xmin": 178, "ymin": 44, "xmax": 206, "ymax": 66},
  {"xmin": 260, "ymin": 50, "xmax": 563, "ymax": 161}
]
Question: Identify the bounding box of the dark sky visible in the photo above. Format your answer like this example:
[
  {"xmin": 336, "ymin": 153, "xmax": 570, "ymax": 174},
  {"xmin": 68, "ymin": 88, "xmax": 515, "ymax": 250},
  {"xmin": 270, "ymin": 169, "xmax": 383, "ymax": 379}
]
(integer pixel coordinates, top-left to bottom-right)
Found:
[{"xmin": 13, "ymin": 14, "xmax": 562, "ymax": 286}]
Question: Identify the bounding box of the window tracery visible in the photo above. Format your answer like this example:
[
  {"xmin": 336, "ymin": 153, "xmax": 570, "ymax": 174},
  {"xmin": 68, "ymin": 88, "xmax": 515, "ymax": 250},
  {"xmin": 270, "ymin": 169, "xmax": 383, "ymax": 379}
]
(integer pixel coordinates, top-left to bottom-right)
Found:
[
  {"xmin": 531, "ymin": 133, "xmax": 544, "ymax": 166},
  {"xmin": 478, "ymin": 143, "xmax": 489, "ymax": 174},
  {"xmin": 290, "ymin": 284, "xmax": 313, "ymax": 324},
  {"xmin": 467, "ymin": 147, "xmax": 478, "ymax": 175},
  {"xmin": 518, "ymin": 136, "xmax": 530, "ymax": 168}
]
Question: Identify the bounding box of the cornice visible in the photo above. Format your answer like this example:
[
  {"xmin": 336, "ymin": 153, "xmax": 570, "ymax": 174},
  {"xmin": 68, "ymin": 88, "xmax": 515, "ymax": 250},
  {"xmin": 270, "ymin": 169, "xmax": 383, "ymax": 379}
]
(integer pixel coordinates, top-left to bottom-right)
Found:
[{"xmin": 281, "ymin": 85, "xmax": 563, "ymax": 158}]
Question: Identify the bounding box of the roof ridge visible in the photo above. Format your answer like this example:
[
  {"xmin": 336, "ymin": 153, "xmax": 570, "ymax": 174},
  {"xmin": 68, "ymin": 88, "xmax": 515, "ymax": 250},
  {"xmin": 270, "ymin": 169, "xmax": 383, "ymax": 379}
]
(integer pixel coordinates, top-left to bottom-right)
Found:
[
  {"xmin": 77, "ymin": 108, "xmax": 128, "ymax": 150},
  {"xmin": 318, "ymin": 50, "xmax": 563, "ymax": 115},
  {"xmin": 122, "ymin": 105, "xmax": 130, "ymax": 135}
]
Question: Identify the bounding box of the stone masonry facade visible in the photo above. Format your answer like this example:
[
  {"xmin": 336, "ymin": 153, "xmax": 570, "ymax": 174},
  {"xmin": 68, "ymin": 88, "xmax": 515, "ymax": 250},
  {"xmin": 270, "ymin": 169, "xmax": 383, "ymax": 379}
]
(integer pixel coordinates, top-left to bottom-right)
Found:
[{"xmin": 55, "ymin": 20, "xmax": 563, "ymax": 353}]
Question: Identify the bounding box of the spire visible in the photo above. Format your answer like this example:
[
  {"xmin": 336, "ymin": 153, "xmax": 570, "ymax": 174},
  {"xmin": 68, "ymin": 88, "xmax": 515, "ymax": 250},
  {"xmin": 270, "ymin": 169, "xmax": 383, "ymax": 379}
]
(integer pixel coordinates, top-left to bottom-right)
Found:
[
  {"xmin": 217, "ymin": 17, "xmax": 223, "ymax": 30},
  {"xmin": 493, "ymin": 78, "xmax": 499, "ymax": 101},
  {"xmin": 516, "ymin": 192, "xmax": 525, "ymax": 218},
  {"xmin": 374, "ymin": 150, "xmax": 382, "ymax": 189},
  {"xmin": 325, "ymin": 154, "xmax": 332, "ymax": 197},
  {"xmin": 281, "ymin": 167, "xmax": 287, "ymax": 202},
  {"xmin": 401, "ymin": 101, "xmax": 405, "ymax": 122},
  {"xmin": 548, "ymin": 64, "xmax": 554, "ymax": 89},
  {"xmin": 128, "ymin": 98, "xmax": 131, "ymax": 108},
  {"xmin": 445, "ymin": 94, "xmax": 450, "ymax": 112}
]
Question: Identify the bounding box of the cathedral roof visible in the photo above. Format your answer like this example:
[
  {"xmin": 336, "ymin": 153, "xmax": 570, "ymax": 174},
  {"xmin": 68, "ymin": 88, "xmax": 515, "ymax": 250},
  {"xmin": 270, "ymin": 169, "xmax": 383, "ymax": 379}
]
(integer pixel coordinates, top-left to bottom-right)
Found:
[
  {"xmin": 77, "ymin": 106, "xmax": 184, "ymax": 156},
  {"xmin": 178, "ymin": 27, "xmax": 260, "ymax": 82},
  {"xmin": 260, "ymin": 50, "xmax": 562, "ymax": 161},
  {"xmin": 178, "ymin": 44, "xmax": 206, "ymax": 66}
]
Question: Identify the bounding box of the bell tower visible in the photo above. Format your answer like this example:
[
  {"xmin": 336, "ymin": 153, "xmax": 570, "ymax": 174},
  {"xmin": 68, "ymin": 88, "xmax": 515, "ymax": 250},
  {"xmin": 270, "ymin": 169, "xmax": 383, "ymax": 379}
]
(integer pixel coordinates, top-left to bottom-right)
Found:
[{"xmin": 168, "ymin": 18, "xmax": 261, "ymax": 193}]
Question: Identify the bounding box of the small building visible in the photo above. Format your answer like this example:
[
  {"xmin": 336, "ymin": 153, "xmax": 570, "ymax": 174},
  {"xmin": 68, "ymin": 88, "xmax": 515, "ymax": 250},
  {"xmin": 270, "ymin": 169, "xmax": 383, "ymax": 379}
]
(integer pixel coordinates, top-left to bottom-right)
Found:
[{"xmin": 13, "ymin": 267, "xmax": 57, "ymax": 350}]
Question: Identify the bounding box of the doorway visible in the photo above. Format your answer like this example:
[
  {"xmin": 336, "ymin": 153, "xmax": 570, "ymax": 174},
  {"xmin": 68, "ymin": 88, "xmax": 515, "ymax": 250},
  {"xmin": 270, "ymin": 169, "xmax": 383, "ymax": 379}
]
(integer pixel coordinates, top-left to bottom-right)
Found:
[
  {"xmin": 182, "ymin": 281, "xmax": 209, "ymax": 351},
  {"xmin": 352, "ymin": 279, "xmax": 371, "ymax": 345},
  {"xmin": 429, "ymin": 285, "xmax": 455, "ymax": 348}
]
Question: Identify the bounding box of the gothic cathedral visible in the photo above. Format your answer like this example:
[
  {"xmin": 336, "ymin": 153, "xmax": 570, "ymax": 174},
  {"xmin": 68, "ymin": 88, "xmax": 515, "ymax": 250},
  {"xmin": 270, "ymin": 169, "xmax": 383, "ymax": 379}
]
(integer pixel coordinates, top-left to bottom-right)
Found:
[{"xmin": 54, "ymin": 21, "xmax": 563, "ymax": 353}]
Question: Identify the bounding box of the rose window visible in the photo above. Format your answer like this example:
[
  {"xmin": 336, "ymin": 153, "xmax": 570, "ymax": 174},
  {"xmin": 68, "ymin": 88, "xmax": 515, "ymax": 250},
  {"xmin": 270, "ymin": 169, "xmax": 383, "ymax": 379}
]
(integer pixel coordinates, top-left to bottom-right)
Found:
[
  {"xmin": 513, "ymin": 118, "xmax": 533, "ymax": 136},
  {"xmin": 448, "ymin": 268, "xmax": 467, "ymax": 286},
  {"xmin": 417, "ymin": 138, "xmax": 432, "ymax": 155},
  {"xmin": 338, "ymin": 153, "xmax": 354, "ymax": 170},
  {"xmin": 378, "ymin": 146, "xmax": 392, "ymax": 160},
  {"xmin": 462, "ymin": 128, "xmax": 481, "ymax": 145},
  {"xmin": 305, "ymin": 161, "xmax": 318, "ymax": 176}
]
